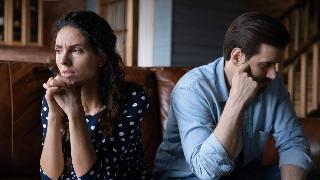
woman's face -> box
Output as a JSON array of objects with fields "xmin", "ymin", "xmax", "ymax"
[{"xmin": 55, "ymin": 26, "xmax": 102, "ymax": 84}]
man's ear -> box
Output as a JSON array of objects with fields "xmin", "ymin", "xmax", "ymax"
[{"xmin": 230, "ymin": 48, "xmax": 246, "ymax": 65}]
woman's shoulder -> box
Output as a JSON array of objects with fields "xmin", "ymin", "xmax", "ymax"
[
  {"xmin": 122, "ymin": 82, "xmax": 148, "ymax": 102},
  {"xmin": 120, "ymin": 83, "xmax": 149, "ymax": 118}
]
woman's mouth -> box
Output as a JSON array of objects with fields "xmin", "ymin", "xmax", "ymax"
[{"xmin": 61, "ymin": 70, "xmax": 75, "ymax": 78}]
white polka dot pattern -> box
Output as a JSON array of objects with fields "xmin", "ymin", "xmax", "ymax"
[{"xmin": 39, "ymin": 90, "xmax": 152, "ymax": 179}]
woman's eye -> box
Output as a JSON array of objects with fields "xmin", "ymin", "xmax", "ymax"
[
  {"xmin": 72, "ymin": 48, "xmax": 83, "ymax": 53},
  {"xmin": 55, "ymin": 48, "xmax": 62, "ymax": 53}
]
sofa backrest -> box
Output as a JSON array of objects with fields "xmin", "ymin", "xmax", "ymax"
[
  {"xmin": 0, "ymin": 61, "xmax": 51, "ymax": 177},
  {"xmin": 123, "ymin": 66, "xmax": 190, "ymax": 169},
  {"xmin": 1, "ymin": 61, "xmax": 319, "ymax": 178},
  {"xmin": 123, "ymin": 66, "xmax": 163, "ymax": 169}
]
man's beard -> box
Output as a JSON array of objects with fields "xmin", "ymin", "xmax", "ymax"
[{"xmin": 256, "ymin": 78, "xmax": 272, "ymax": 94}]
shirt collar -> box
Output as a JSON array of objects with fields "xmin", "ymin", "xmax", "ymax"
[{"xmin": 214, "ymin": 57, "xmax": 229, "ymax": 103}]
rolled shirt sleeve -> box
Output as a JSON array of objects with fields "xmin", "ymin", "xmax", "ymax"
[
  {"xmin": 172, "ymin": 88, "xmax": 234, "ymax": 179},
  {"xmin": 272, "ymin": 81, "xmax": 313, "ymax": 171}
]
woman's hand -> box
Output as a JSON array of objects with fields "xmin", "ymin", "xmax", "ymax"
[
  {"xmin": 53, "ymin": 79, "xmax": 82, "ymax": 117},
  {"xmin": 43, "ymin": 75, "xmax": 79, "ymax": 120}
]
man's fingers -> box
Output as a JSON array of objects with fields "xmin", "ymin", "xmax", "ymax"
[{"xmin": 238, "ymin": 62, "xmax": 250, "ymax": 73}]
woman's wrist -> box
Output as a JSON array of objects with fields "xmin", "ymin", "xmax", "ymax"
[
  {"xmin": 48, "ymin": 113, "xmax": 64, "ymax": 127},
  {"xmin": 66, "ymin": 105, "xmax": 85, "ymax": 123}
]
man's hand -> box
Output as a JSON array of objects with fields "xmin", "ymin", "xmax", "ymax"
[
  {"xmin": 281, "ymin": 165, "xmax": 307, "ymax": 180},
  {"xmin": 229, "ymin": 62, "xmax": 259, "ymax": 106}
]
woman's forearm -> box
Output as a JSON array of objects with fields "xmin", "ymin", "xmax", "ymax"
[
  {"xmin": 68, "ymin": 110, "xmax": 97, "ymax": 176},
  {"xmin": 40, "ymin": 114, "xmax": 64, "ymax": 179}
]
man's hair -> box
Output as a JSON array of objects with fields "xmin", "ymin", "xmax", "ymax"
[{"xmin": 223, "ymin": 11, "xmax": 290, "ymax": 61}]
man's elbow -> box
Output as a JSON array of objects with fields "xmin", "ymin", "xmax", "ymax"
[{"xmin": 189, "ymin": 154, "xmax": 234, "ymax": 179}]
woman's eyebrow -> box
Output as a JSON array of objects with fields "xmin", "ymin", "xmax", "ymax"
[{"xmin": 55, "ymin": 44, "xmax": 83, "ymax": 48}]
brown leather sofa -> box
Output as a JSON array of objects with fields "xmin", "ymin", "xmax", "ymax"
[{"xmin": 0, "ymin": 61, "xmax": 320, "ymax": 179}]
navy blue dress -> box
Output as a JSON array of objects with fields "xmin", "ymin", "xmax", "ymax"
[{"xmin": 40, "ymin": 89, "xmax": 152, "ymax": 180}]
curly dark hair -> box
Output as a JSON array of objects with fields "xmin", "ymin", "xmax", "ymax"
[{"xmin": 53, "ymin": 11, "xmax": 125, "ymax": 135}]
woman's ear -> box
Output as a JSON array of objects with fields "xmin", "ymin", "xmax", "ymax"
[{"xmin": 230, "ymin": 48, "xmax": 246, "ymax": 65}]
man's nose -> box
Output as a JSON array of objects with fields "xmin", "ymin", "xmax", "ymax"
[{"xmin": 266, "ymin": 66, "xmax": 277, "ymax": 80}]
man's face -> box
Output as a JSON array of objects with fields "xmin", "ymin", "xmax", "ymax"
[{"xmin": 246, "ymin": 43, "xmax": 284, "ymax": 87}]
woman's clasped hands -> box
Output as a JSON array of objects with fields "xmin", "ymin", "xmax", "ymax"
[{"xmin": 43, "ymin": 75, "xmax": 81, "ymax": 118}]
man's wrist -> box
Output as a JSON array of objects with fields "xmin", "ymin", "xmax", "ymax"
[
  {"xmin": 225, "ymin": 97, "xmax": 246, "ymax": 114},
  {"xmin": 281, "ymin": 165, "xmax": 307, "ymax": 180}
]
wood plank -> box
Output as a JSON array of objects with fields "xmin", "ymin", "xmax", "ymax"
[
  {"xmin": 303, "ymin": 2, "xmax": 309, "ymax": 42},
  {"xmin": 288, "ymin": 64, "xmax": 295, "ymax": 101},
  {"xmin": 294, "ymin": 9, "xmax": 299, "ymax": 51},
  {"xmin": 312, "ymin": 43, "xmax": 319, "ymax": 109},
  {"xmin": 38, "ymin": 0, "xmax": 43, "ymax": 46},
  {"xmin": 6, "ymin": 0, "xmax": 12, "ymax": 45},
  {"xmin": 22, "ymin": 0, "xmax": 27, "ymax": 45},
  {"xmin": 126, "ymin": 0, "xmax": 133, "ymax": 66},
  {"xmin": 300, "ymin": 54, "xmax": 307, "ymax": 117}
]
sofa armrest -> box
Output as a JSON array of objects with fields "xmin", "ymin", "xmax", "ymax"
[{"xmin": 299, "ymin": 117, "xmax": 320, "ymax": 175}]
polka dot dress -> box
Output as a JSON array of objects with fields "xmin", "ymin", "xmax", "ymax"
[{"xmin": 40, "ymin": 89, "xmax": 152, "ymax": 180}]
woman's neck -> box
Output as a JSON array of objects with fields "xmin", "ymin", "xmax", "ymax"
[{"xmin": 80, "ymin": 77, "xmax": 104, "ymax": 116}]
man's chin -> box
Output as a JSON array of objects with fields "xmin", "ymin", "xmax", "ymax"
[{"xmin": 257, "ymin": 82, "xmax": 269, "ymax": 94}]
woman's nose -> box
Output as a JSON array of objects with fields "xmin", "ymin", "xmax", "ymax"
[{"xmin": 59, "ymin": 53, "xmax": 72, "ymax": 66}]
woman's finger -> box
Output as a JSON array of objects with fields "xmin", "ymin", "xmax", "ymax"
[
  {"xmin": 54, "ymin": 75, "xmax": 74, "ymax": 85},
  {"xmin": 43, "ymin": 83, "xmax": 49, "ymax": 90},
  {"xmin": 47, "ymin": 76, "xmax": 71, "ymax": 88},
  {"xmin": 45, "ymin": 86, "xmax": 65, "ymax": 97}
]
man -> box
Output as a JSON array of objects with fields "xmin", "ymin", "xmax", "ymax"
[{"xmin": 154, "ymin": 12, "xmax": 312, "ymax": 180}]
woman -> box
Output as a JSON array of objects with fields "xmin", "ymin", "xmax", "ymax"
[{"xmin": 40, "ymin": 11, "xmax": 151, "ymax": 180}]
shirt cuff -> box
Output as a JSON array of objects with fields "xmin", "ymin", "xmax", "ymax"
[
  {"xmin": 279, "ymin": 149, "xmax": 313, "ymax": 171},
  {"xmin": 195, "ymin": 133, "xmax": 235, "ymax": 177}
]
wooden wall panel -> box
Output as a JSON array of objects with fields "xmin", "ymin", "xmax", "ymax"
[{"xmin": 0, "ymin": 0, "xmax": 85, "ymax": 63}]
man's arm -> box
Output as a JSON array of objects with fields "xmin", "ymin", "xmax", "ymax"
[
  {"xmin": 281, "ymin": 165, "xmax": 307, "ymax": 180},
  {"xmin": 214, "ymin": 62, "xmax": 258, "ymax": 158},
  {"xmin": 173, "ymin": 63, "xmax": 259, "ymax": 179},
  {"xmin": 272, "ymin": 76, "xmax": 313, "ymax": 175}
]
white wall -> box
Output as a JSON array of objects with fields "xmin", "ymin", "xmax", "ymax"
[
  {"xmin": 153, "ymin": 0, "xmax": 172, "ymax": 66},
  {"xmin": 138, "ymin": 0, "xmax": 173, "ymax": 67},
  {"xmin": 137, "ymin": 0, "xmax": 155, "ymax": 66}
]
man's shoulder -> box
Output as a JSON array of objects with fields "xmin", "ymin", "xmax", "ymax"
[{"xmin": 174, "ymin": 58, "xmax": 223, "ymax": 90}]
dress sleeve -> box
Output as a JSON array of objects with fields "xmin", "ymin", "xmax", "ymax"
[
  {"xmin": 39, "ymin": 97, "xmax": 53, "ymax": 180},
  {"xmin": 117, "ymin": 89, "xmax": 153, "ymax": 179},
  {"xmin": 40, "ymin": 96, "xmax": 49, "ymax": 145},
  {"xmin": 39, "ymin": 97, "xmax": 68, "ymax": 180},
  {"xmin": 77, "ymin": 89, "xmax": 152, "ymax": 180}
]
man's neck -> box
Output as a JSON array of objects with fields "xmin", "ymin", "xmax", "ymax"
[{"xmin": 224, "ymin": 60, "xmax": 235, "ymax": 92}]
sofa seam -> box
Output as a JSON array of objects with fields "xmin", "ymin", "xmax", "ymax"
[{"xmin": 8, "ymin": 62, "xmax": 13, "ymax": 161}]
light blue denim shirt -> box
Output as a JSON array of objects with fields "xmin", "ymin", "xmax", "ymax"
[{"xmin": 154, "ymin": 57, "xmax": 312, "ymax": 179}]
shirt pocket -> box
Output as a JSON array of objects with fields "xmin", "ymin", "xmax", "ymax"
[{"xmin": 253, "ymin": 127, "xmax": 273, "ymax": 155}]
